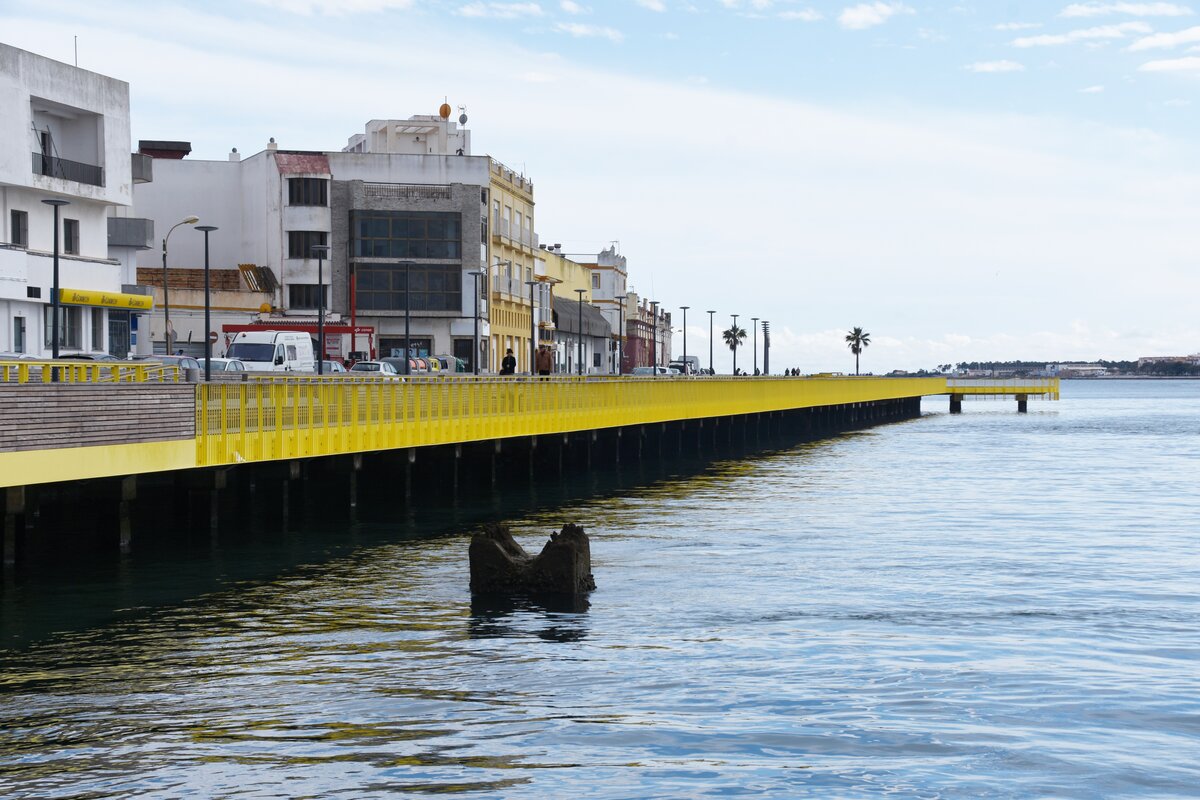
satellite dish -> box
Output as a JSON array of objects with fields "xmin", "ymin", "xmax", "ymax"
[
  {"xmin": 439, "ymin": 103, "xmax": 451, "ymax": 119},
  {"xmin": 459, "ymin": 113, "xmax": 468, "ymax": 125}
]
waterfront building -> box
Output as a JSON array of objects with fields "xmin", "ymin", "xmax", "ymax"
[
  {"xmin": 560, "ymin": 244, "xmax": 629, "ymax": 373},
  {"xmin": 132, "ymin": 109, "xmax": 537, "ymax": 370},
  {"xmin": 0, "ymin": 43, "xmax": 154, "ymax": 358},
  {"xmin": 623, "ymin": 295, "xmax": 672, "ymax": 372}
]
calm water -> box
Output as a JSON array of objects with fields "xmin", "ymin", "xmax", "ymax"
[{"xmin": 2, "ymin": 380, "xmax": 1199, "ymax": 798}]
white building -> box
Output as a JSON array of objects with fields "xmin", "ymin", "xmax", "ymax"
[
  {"xmin": 1, "ymin": 43, "xmax": 152, "ymax": 357},
  {"xmin": 133, "ymin": 115, "xmax": 493, "ymax": 367}
]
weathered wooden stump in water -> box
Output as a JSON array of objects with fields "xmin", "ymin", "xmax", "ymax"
[{"xmin": 469, "ymin": 523, "xmax": 596, "ymax": 596}]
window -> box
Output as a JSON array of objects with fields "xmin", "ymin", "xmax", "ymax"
[
  {"xmin": 43, "ymin": 305, "xmax": 81, "ymax": 349},
  {"xmin": 90, "ymin": 308, "xmax": 104, "ymax": 352},
  {"xmin": 288, "ymin": 178, "xmax": 328, "ymax": 206},
  {"xmin": 594, "ymin": 352, "xmax": 602, "ymax": 368},
  {"xmin": 592, "ymin": 273, "xmax": 600, "ymax": 289},
  {"xmin": 287, "ymin": 231, "xmax": 328, "ymax": 259},
  {"xmin": 288, "ymin": 284, "xmax": 328, "ymax": 309},
  {"xmin": 26, "ymin": 287, "xmax": 40, "ymax": 299},
  {"xmin": 13, "ymin": 317, "xmax": 26, "ymax": 353},
  {"xmin": 350, "ymin": 210, "xmax": 462, "ymax": 260},
  {"xmin": 515, "ymin": 210, "xmax": 522, "ymax": 231},
  {"xmin": 354, "ymin": 263, "xmax": 463, "ymax": 312},
  {"xmin": 10, "ymin": 210, "xmax": 28, "ymax": 247},
  {"xmin": 63, "ymin": 218, "xmax": 80, "ymax": 255}
]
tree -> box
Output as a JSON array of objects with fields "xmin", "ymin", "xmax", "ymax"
[
  {"xmin": 845, "ymin": 326, "xmax": 871, "ymax": 376},
  {"xmin": 722, "ymin": 325, "xmax": 746, "ymax": 374}
]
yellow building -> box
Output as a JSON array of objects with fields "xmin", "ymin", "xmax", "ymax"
[{"xmin": 487, "ymin": 159, "xmax": 537, "ymax": 372}]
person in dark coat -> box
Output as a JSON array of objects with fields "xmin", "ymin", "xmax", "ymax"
[{"xmin": 500, "ymin": 348, "xmax": 517, "ymax": 375}]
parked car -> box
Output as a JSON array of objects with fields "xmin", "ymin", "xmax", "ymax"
[
  {"xmin": 0, "ymin": 352, "xmax": 38, "ymax": 360},
  {"xmin": 379, "ymin": 357, "xmax": 415, "ymax": 375},
  {"xmin": 630, "ymin": 366, "xmax": 676, "ymax": 376},
  {"xmin": 55, "ymin": 351, "xmax": 121, "ymax": 361},
  {"xmin": 201, "ymin": 358, "xmax": 246, "ymax": 372},
  {"xmin": 348, "ymin": 360, "xmax": 404, "ymax": 379},
  {"xmin": 319, "ymin": 360, "xmax": 347, "ymax": 374}
]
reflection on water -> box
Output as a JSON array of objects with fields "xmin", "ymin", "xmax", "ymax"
[{"xmin": 2, "ymin": 380, "xmax": 1200, "ymax": 798}]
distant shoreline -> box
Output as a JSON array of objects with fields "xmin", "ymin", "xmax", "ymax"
[{"xmin": 1066, "ymin": 376, "xmax": 1200, "ymax": 381}]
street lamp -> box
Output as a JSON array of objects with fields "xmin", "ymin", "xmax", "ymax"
[
  {"xmin": 574, "ymin": 288, "xmax": 587, "ymax": 375},
  {"xmin": 679, "ymin": 306, "xmax": 689, "ymax": 374},
  {"xmin": 526, "ymin": 279, "xmax": 540, "ymax": 375},
  {"xmin": 162, "ymin": 215, "xmax": 199, "ymax": 354},
  {"xmin": 731, "ymin": 314, "xmax": 739, "ymax": 376},
  {"xmin": 706, "ymin": 310, "xmax": 715, "ymax": 375},
  {"xmin": 196, "ymin": 225, "xmax": 218, "ymax": 381},
  {"xmin": 40, "ymin": 198, "xmax": 69, "ymax": 369},
  {"xmin": 468, "ymin": 269, "xmax": 485, "ymax": 374},
  {"xmin": 761, "ymin": 320, "xmax": 770, "ymax": 375},
  {"xmin": 649, "ymin": 300, "xmax": 659, "ymax": 374},
  {"xmin": 401, "ymin": 260, "xmax": 414, "ymax": 375},
  {"xmin": 311, "ymin": 243, "xmax": 330, "ymax": 376},
  {"xmin": 751, "ymin": 317, "xmax": 759, "ymax": 376},
  {"xmin": 615, "ymin": 296, "xmax": 626, "ymax": 375}
]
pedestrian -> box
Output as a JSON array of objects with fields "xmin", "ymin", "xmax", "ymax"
[
  {"xmin": 500, "ymin": 348, "xmax": 517, "ymax": 375},
  {"xmin": 535, "ymin": 345, "xmax": 553, "ymax": 377}
]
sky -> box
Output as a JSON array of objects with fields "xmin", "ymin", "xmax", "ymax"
[{"xmin": 3, "ymin": 0, "xmax": 1199, "ymax": 373}]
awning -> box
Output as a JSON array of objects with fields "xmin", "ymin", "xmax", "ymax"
[{"xmin": 59, "ymin": 288, "xmax": 154, "ymax": 311}]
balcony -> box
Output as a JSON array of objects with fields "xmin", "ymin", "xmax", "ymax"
[
  {"xmin": 32, "ymin": 153, "xmax": 103, "ymax": 187},
  {"xmin": 131, "ymin": 152, "xmax": 153, "ymax": 184},
  {"xmin": 108, "ymin": 217, "xmax": 155, "ymax": 250}
]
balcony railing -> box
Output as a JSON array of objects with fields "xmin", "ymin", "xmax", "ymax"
[{"xmin": 32, "ymin": 153, "xmax": 104, "ymax": 187}]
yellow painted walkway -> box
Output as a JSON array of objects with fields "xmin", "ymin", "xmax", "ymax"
[{"xmin": 0, "ymin": 375, "xmax": 1058, "ymax": 488}]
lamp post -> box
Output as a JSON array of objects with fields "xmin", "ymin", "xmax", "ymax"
[
  {"xmin": 40, "ymin": 199, "xmax": 69, "ymax": 369},
  {"xmin": 468, "ymin": 269, "xmax": 485, "ymax": 374},
  {"xmin": 311, "ymin": 244, "xmax": 330, "ymax": 376},
  {"xmin": 679, "ymin": 306, "xmax": 689, "ymax": 374},
  {"xmin": 751, "ymin": 317, "xmax": 759, "ymax": 376},
  {"xmin": 196, "ymin": 225, "xmax": 218, "ymax": 381},
  {"xmin": 526, "ymin": 279, "xmax": 540, "ymax": 375},
  {"xmin": 706, "ymin": 310, "xmax": 715, "ymax": 375},
  {"xmin": 574, "ymin": 288, "xmax": 587, "ymax": 375},
  {"xmin": 162, "ymin": 215, "xmax": 199, "ymax": 354},
  {"xmin": 731, "ymin": 314, "xmax": 739, "ymax": 376},
  {"xmin": 401, "ymin": 260, "xmax": 414, "ymax": 375},
  {"xmin": 649, "ymin": 300, "xmax": 659, "ymax": 374},
  {"xmin": 761, "ymin": 320, "xmax": 770, "ymax": 375},
  {"xmin": 615, "ymin": 296, "xmax": 626, "ymax": 375}
]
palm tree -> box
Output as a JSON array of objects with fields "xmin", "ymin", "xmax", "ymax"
[
  {"xmin": 845, "ymin": 326, "xmax": 871, "ymax": 376},
  {"xmin": 722, "ymin": 325, "xmax": 746, "ymax": 374}
]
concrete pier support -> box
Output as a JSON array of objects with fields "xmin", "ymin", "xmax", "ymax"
[
  {"xmin": 118, "ymin": 476, "xmax": 137, "ymax": 554},
  {"xmin": 950, "ymin": 394, "xmax": 963, "ymax": 414},
  {"xmin": 4, "ymin": 486, "xmax": 25, "ymax": 569},
  {"xmin": 1017, "ymin": 394, "xmax": 1028, "ymax": 413}
]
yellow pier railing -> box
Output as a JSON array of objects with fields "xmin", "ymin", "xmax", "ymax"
[
  {"xmin": 0, "ymin": 360, "xmax": 181, "ymax": 384},
  {"xmin": 0, "ymin": 373, "xmax": 1058, "ymax": 488}
]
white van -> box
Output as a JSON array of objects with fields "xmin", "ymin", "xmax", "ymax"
[{"xmin": 225, "ymin": 330, "xmax": 315, "ymax": 373}]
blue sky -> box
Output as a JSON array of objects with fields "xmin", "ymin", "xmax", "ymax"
[{"xmin": 4, "ymin": 0, "xmax": 1199, "ymax": 372}]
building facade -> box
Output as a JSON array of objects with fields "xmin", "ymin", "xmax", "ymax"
[{"xmin": 1, "ymin": 43, "xmax": 152, "ymax": 358}]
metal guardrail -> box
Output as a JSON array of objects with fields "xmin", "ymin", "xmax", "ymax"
[
  {"xmin": 195, "ymin": 375, "xmax": 953, "ymax": 467},
  {"xmin": 0, "ymin": 360, "xmax": 182, "ymax": 384},
  {"xmin": 32, "ymin": 152, "xmax": 104, "ymax": 187},
  {"xmin": 946, "ymin": 378, "xmax": 1059, "ymax": 399}
]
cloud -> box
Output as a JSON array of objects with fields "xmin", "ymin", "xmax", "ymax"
[
  {"xmin": 1080, "ymin": 83, "xmax": 1106, "ymax": 91},
  {"xmin": 838, "ymin": 2, "xmax": 914, "ymax": 30},
  {"xmin": 248, "ymin": 0, "xmax": 413, "ymax": 12},
  {"xmin": 1012, "ymin": 21, "xmax": 1151, "ymax": 46},
  {"xmin": 635, "ymin": 0, "xmax": 667, "ymax": 10},
  {"xmin": 964, "ymin": 60, "xmax": 1026, "ymax": 72},
  {"xmin": 994, "ymin": 22, "xmax": 1042, "ymax": 30},
  {"xmin": 1139, "ymin": 53, "xmax": 1200, "ymax": 66},
  {"xmin": 554, "ymin": 21, "xmax": 624, "ymax": 41},
  {"xmin": 780, "ymin": 8, "xmax": 823, "ymax": 21},
  {"xmin": 560, "ymin": 0, "xmax": 588, "ymax": 12},
  {"xmin": 456, "ymin": 2, "xmax": 543, "ymax": 17},
  {"xmin": 1059, "ymin": 2, "xmax": 1193, "ymax": 17},
  {"xmin": 1127, "ymin": 24, "xmax": 1200, "ymax": 48}
]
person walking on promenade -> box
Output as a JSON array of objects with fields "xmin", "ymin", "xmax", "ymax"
[
  {"xmin": 500, "ymin": 348, "xmax": 517, "ymax": 375},
  {"xmin": 535, "ymin": 345, "xmax": 553, "ymax": 377}
]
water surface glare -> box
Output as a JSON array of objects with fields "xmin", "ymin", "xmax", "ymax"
[{"xmin": 2, "ymin": 380, "xmax": 1199, "ymax": 798}]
